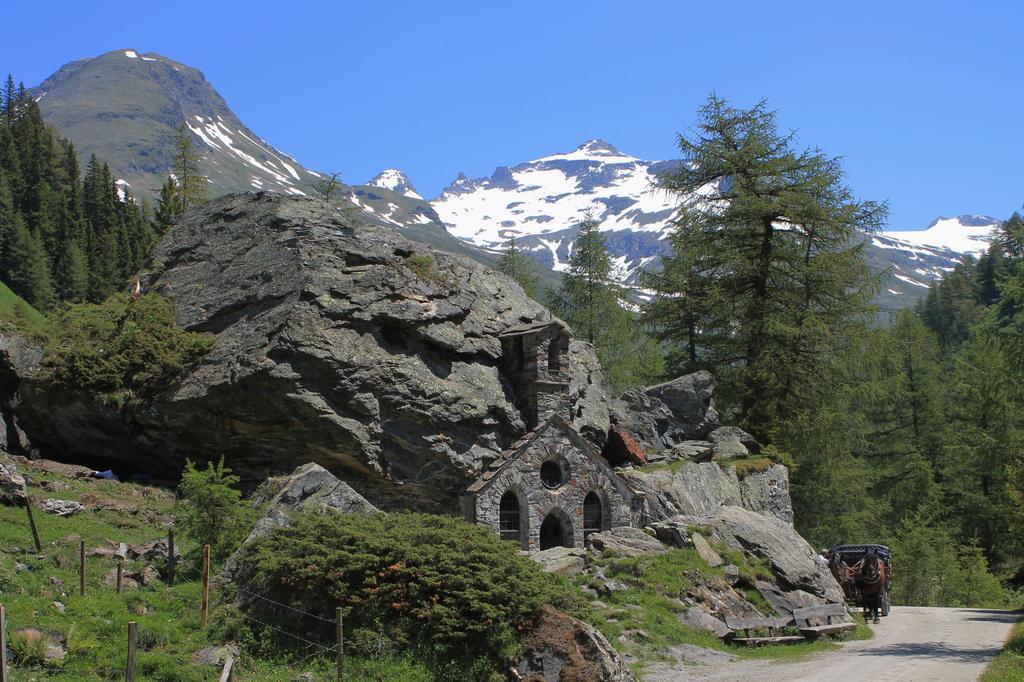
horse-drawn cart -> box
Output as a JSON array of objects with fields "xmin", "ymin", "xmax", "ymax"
[{"xmin": 828, "ymin": 544, "xmax": 892, "ymax": 621}]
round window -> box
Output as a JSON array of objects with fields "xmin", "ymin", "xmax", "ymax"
[{"xmin": 540, "ymin": 460, "xmax": 565, "ymax": 489}]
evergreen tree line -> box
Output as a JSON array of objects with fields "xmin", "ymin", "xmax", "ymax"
[
  {"xmin": 500, "ymin": 95, "xmax": 1022, "ymax": 605},
  {"xmin": 0, "ymin": 76, "xmax": 205, "ymax": 311}
]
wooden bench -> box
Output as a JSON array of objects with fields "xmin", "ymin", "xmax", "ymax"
[
  {"xmin": 792, "ymin": 604, "xmax": 857, "ymax": 638},
  {"xmin": 723, "ymin": 615, "xmax": 804, "ymax": 646}
]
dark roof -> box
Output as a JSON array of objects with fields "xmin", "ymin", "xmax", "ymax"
[
  {"xmin": 464, "ymin": 416, "xmax": 624, "ymax": 498},
  {"xmin": 498, "ymin": 319, "xmax": 569, "ymax": 338}
]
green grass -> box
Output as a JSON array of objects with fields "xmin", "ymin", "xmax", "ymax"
[
  {"xmin": 981, "ymin": 616, "xmax": 1024, "ymax": 681},
  {"xmin": 0, "ymin": 468, "xmax": 435, "ymax": 681},
  {"xmin": 0, "ymin": 281, "xmax": 48, "ymax": 339}
]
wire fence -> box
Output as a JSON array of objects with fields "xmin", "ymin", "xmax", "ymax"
[{"xmin": 0, "ymin": 546, "xmax": 346, "ymax": 681}]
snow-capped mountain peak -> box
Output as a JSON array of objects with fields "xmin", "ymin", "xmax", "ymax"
[
  {"xmin": 367, "ymin": 169, "xmax": 423, "ymax": 200},
  {"xmin": 884, "ymin": 214, "xmax": 1000, "ymax": 255}
]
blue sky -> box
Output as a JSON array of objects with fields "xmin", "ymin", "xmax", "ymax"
[{"xmin": 3, "ymin": 0, "xmax": 1022, "ymax": 229}]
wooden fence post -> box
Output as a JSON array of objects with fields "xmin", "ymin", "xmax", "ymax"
[
  {"xmin": 1, "ymin": 603, "xmax": 9, "ymax": 682},
  {"xmin": 336, "ymin": 606, "xmax": 344, "ymax": 682},
  {"xmin": 201, "ymin": 544, "xmax": 210, "ymax": 627},
  {"xmin": 219, "ymin": 654, "xmax": 235, "ymax": 682},
  {"xmin": 126, "ymin": 621, "xmax": 138, "ymax": 682},
  {"xmin": 116, "ymin": 557, "xmax": 124, "ymax": 594},
  {"xmin": 22, "ymin": 482, "xmax": 41, "ymax": 552},
  {"xmin": 79, "ymin": 540, "xmax": 86, "ymax": 596},
  {"xmin": 166, "ymin": 528, "xmax": 175, "ymax": 586}
]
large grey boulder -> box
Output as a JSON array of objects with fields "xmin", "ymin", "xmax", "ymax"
[
  {"xmin": 517, "ymin": 605, "xmax": 637, "ymax": 682},
  {"xmin": 620, "ymin": 461, "xmax": 742, "ymax": 521},
  {"xmin": 18, "ymin": 193, "xmax": 610, "ymax": 509},
  {"xmin": 609, "ymin": 371, "xmax": 719, "ymax": 451},
  {"xmin": 622, "ymin": 461, "xmax": 794, "ymax": 525},
  {"xmin": 245, "ymin": 462, "xmax": 378, "ymax": 544},
  {"xmin": 657, "ymin": 506, "xmax": 844, "ymax": 603},
  {"xmin": 530, "ymin": 546, "xmax": 588, "ymax": 576},
  {"xmin": 739, "ymin": 463, "xmax": 793, "ymax": 524},
  {"xmin": 587, "ymin": 526, "xmax": 666, "ymax": 558}
]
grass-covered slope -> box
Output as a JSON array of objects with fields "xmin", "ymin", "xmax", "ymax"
[{"xmin": 0, "ymin": 282, "xmax": 47, "ymax": 338}]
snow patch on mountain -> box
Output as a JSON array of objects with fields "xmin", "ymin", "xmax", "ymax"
[
  {"xmin": 883, "ymin": 215, "xmax": 1000, "ymax": 255},
  {"xmin": 368, "ymin": 169, "xmax": 423, "ymax": 200},
  {"xmin": 429, "ymin": 140, "xmax": 688, "ymax": 282}
]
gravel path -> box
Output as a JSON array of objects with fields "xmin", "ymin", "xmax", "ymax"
[{"xmin": 643, "ymin": 607, "xmax": 1020, "ymax": 681}]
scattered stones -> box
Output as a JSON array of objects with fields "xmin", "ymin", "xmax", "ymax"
[
  {"xmin": 192, "ymin": 643, "xmax": 240, "ymax": 667},
  {"xmin": 530, "ymin": 546, "xmax": 587, "ymax": 577},
  {"xmin": 42, "ymin": 480, "xmax": 71, "ymax": 492},
  {"xmin": 598, "ymin": 579, "xmax": 631, "ymax": 596},
  {"xmin": 679, "ymin": 605, "xmax": 733, "ymax": 639},
  {"xmin": 587, "ymin": 526, "xmax": 666, "ymax": 558},
  {"xmin": 0, "ymin": 452, "xmax": 26, "ymax": 505},
  {"xmin": 666, "ymin": 506, "xmax": 845, "ymax": 603},
  {"xmin": 40, "ymin": 498, "xmax": 84, "ymax": 516},
  {"xmin": 723, "ymin": 564, "xmax": 741, "ymax": 585},
  {"xmin": 692, "ymin": 532, "xmax": 724, "ymax": 568},
  {"xmin": 10, "ymin": 627, "xmax": 67, "ymax": 661},
  {"xmin": 51, "ymin": 601, "xmax": 66, "ymax": 614}
]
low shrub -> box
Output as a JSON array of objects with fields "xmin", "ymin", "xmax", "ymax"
[
  {"xmin": 233, "ymin": 511, "xmax": 576, "ymax": 677},
  {"xmin": 42, "ymin": 293, "xmax": 213, "ymax": 405},
  {"xmin": 175, "ymin": 457, "xmax": 253, "ymax": 562},
  {"xmin": 403, "ymin": 253, "xmax": 446, "ymax": 283}
]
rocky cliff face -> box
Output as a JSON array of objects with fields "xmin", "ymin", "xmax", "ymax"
[
  {"xmin": 17, "ymin": 193, "xmax": 609, "ymax": 510},
  {"xmin": 0, "ymin": 332, "xmax": 42, "ymax": 458}
]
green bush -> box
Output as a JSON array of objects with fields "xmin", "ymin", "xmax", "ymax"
[
  {"xmin": 234, "ymin": 511, "xmax": 576, "ymax": 676},
  {"xmin": 403, "ymin": 253, "xmax": 446, "ymax": 283},
  {"xmin": 42, "ymin": 293, "xmax": 213, "ymax": 405},
  {"xmin": 175, "ymin": 457, "xmax": 253, "ymax": 562}
]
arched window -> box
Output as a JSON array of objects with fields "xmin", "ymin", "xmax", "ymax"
[
  {"xmin": 499, "ymin": 491, "xmax": 521, "ymax": 543},
  {"xmin": 583, "ymin": 492, "xmax": 603, "ymax": 543}
]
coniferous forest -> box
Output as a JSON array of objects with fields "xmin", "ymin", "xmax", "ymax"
[
  {"xmin": 0, "ymin": 77, "xmax": 158, "ymax": 310},
  {"xmin": 528, "ymin": 97, "xmax": 1024, "ymax": 606}
]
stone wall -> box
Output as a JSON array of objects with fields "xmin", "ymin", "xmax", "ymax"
[{"xmin": 470, "ymin": 423, "xmax": 634, "ymax": 551}]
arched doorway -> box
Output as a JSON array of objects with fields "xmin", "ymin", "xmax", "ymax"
[
  {"xmin": 539, "ymin": 512, "xmax": 570, "ymax": 550},
  {"xmin": 583, "ymin": 492, "xmax": 603, "ymax": 544},
  {"xmin": 499, "ymin": 491, "xmax": 522, "ymax": 545}
]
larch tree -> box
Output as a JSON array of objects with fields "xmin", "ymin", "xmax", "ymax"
[
  {"xmin": 548, "ymin": 214, "xmax": 663, "ymax": 393},
  {"xmin": 649, "ymin": 95, "xmax": 886, "ymax": 439},
  {"xmin": 497, "ymin": 236, "xmax": 541, "ymax": 300}
]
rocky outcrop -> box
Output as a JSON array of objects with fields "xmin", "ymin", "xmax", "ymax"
[
  {"xmin": 609, "ymin": 371, "xmax": 718, "ymax": 451},
  {"xmin": 0, "ymin": 332, "xmax": 42, "ymax": 457},
  {"xmin": 620, "ymin": 460, "xmax": 794, "ymax": 525},
  {"xmin": 738, "ymin": 463, "xmax": 793, "ymax": 523},
  {"xmin": 17, "ymin": 193, "xmax": 610, "ymax": 509},
  {"xmin": 245, "ymin": 462, "xmax": 378, "ymax": 544},
  {"xmin": 517, "ymin": 605, "xmax": 637, "ymax": 682},
  {"xmin": 651, "ymin": 506, "xmax": 844, "ymax": 604}
]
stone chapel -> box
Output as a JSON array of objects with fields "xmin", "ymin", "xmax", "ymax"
[{"xmin": 461, "ymin": 320, "xmax": 638, "ymax": 551}]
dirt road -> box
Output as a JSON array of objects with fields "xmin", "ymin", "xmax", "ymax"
[{"xmin": 650, "ymin": 607, "xmax": 1020, "ymax": 681}]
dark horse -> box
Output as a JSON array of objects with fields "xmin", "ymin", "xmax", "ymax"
[
  {"xmin": 857, "ymin": 550, "xmax": 887, "ymax": 623},
  {"xmin": 829, "ymin": 553, "xmax": 860, "ymax": 603}
]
